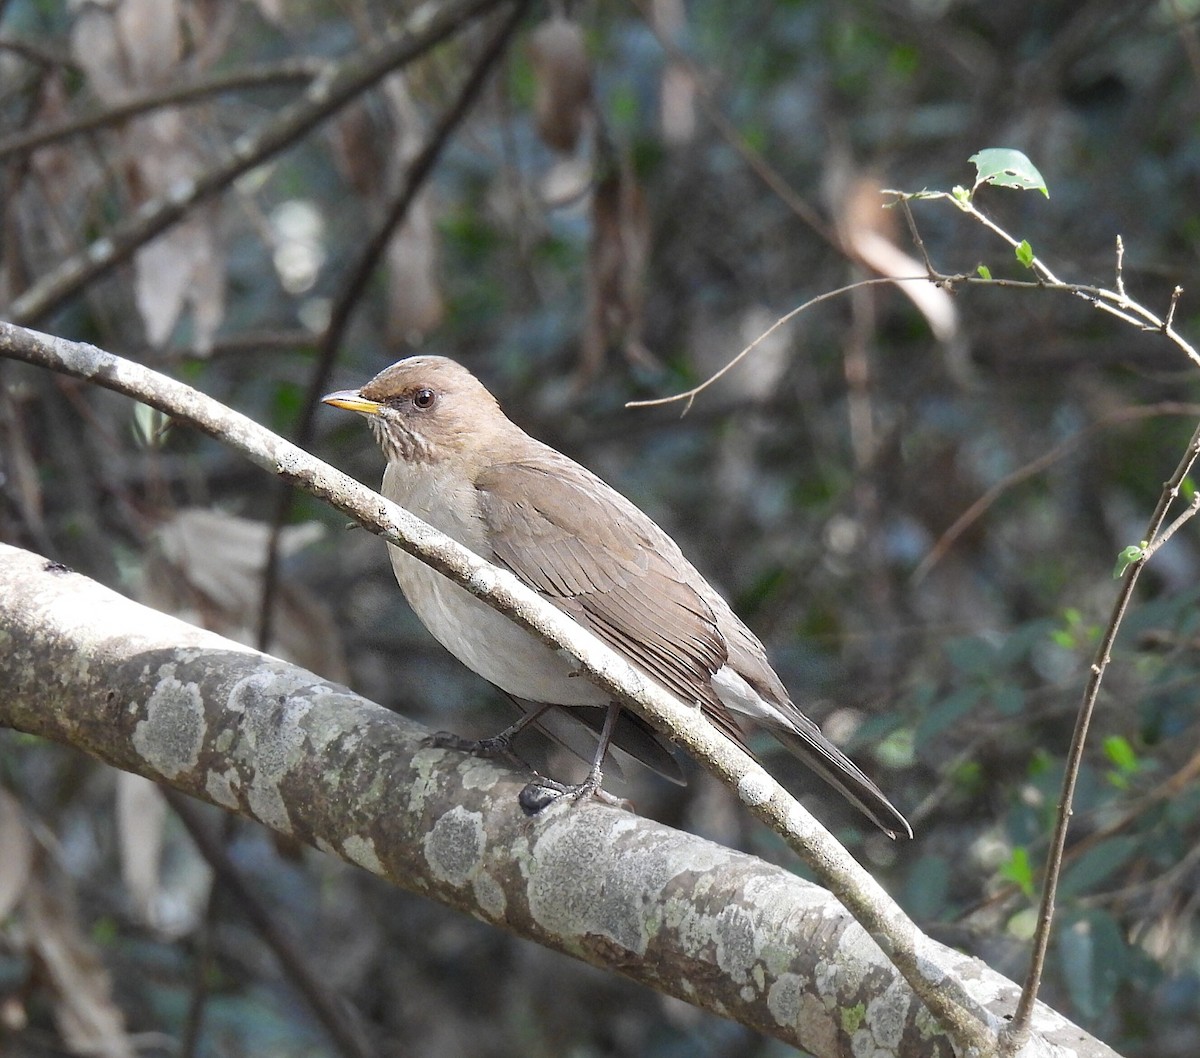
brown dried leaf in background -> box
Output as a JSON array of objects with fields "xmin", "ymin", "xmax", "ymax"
[
  {"xmin": 24, "ymin": 862, "xmax": 136, "ymax": 1058},
  {"xmin": 653, "ymin": 0, "xmax": 695, "ymax": 144},
  {"xmin": 529, "ymin": 16, "xmax": 593, "ymax": 154},
  {"xmin": 837, "ymin": 176, "xmax": 960, "ymax": 347},
  {"xmin": 128, "ymin": 112, "xmax": 227, "ymax": 351},
  {"xmin": 582, "ymin": 163, "xmax": 651, "ymax": 375},
  {"xmin": 329, "ymin": 99, "xmax": 385, "ymax": 198},
  {"xmin": 0, "ymin": 789, "xmax": 33, "ymax": 922},
  {"xmin": 138, "ymin": 509, "xmax": 348, "ymax": 683},
  {"xmin": 114, "ymin": 0, "xmax": 182, "ymax": 89},
  {"xmin": 380, "ymin": 74, "xmax": 444, "ymax": 344},
  {"xmin": 115, "ymin": 772, "xmax": 166, "ymax": 927},
  {"xmin": 67, "ymin": 1, "xmax": 225, "ymax": 350},
  {"xmin": 69, "ymin": 2, "xmax": 130, "ymax": 103},
  {"xmin": 385, "ymin": 200, "xmax": 444, "ymax": 345}
]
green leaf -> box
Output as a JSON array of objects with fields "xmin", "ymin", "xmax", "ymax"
[
  {"xmin": 1113, "ymin": 543, "xmax": 1145, "ymax": 579},
  {"xmin": 976, "ymin": 264, "xmax": 992, "ymax": 280},
  {"xmin": 1015, "ymin": 240, "xmax": 1035, "ymax": 268},
  {"xmin": 968, "ymin": 148, "xmax": 1050, "ymax": 198},
  {"xmin": 1000, "ymin": 846, "xmax": 1035, "ymax": 898},
  {"xmin": 1103, "ymin": 735, "xmax": 1139, "ymax": 774}
]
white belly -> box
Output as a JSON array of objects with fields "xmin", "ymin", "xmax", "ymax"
[
  {"xmin": 388, "ymin": 546, "xmax": 608, "ymax": 705},
  {"xmin": 382, "ymin": 461, "xmax": 609, "ymax": 707}
]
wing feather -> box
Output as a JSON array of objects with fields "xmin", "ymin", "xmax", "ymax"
[{"xmin": 476, "ymin": 455, "xmax": 749, "ymax": 750}]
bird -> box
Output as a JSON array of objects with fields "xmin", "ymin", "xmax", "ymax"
[{"xmin": 323, "ymin": 356, "xmax": 911, "ymax": 838}]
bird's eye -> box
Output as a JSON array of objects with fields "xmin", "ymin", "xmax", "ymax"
[{"xmin": 411, "ymin": 387, "xmax": 437, "ymax": 410}]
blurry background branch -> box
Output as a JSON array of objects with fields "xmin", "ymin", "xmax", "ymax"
[{"xmin": 4, "ymin": 0, "xmax": 511, "ymax": 326}]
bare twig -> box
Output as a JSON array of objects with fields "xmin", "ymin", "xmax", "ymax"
[
  {"xmin": 625, "ymin": 277, "xmax": 915, "ymax": 413},
  {"xmin": 912, "ymin": 402, "xmax": 1200, "ymax": 583},
  {"xmin": 885, "ymin": 189, "xmax": 1200, "ymax": 369},
  {"xmin": 1003, "ymin": 420, "xmax": 1200, "ymax": 1050},
  {"xmin": 625, "ymin": 0, "xmax": 833, "ymax": 244}
]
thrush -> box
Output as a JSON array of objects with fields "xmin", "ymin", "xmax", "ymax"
[{"xmin": 323, "ymin": 356, "xmax": 911, "ymax": 838}]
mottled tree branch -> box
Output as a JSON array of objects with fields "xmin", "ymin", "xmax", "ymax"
[{"xmin": 0, "ymin": 543, "xmax": 1118, "ymax": 1058}]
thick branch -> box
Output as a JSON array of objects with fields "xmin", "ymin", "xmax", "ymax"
[{"xmin": 0, "ymin": 543, "xmax": 1119, "ymax": 1058}]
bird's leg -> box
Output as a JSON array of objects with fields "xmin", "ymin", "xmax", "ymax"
[
  {"xmin": 422, "ymin": 703, "xmax": 552, "ymax": 767},
  {"xmin": 519, "ymin": 702, "xmax": 631, "ymax": 813}
]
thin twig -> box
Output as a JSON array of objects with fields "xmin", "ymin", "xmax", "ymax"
[
  {"xmin": 1003, "ymin": 420, "xmax": 1200, "ymax": 1049},
  {"xmin": 912, "ymin": 402, "xmax": 1200, "ymax": 583},
  {"xmin": 886, "ymin": 189, "xmax": 1200, "ymax": 369},
  {"xmin": 624, "ymin": 0, "xmax": 833, "ymax": 244},
  {"xmin": 625, "ymin": 277, "xmax": 915, "ymax": 412}
]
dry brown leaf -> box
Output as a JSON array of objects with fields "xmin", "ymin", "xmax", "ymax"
[
  {"xmin": 838, "ymin": 177, "xmax": 960, "ymax": 346},
  {"xmin": 114, "ymin": 0, "xmax": 182, "ymax": 88},
  {"xmin": 582, "ymin": 164, "xmax": 652, "ymax": 375},
  {"xmin": 379, "ymin": 74, "xmax": 444, "ymax": 343},
  {"xmin": 24, "ymin": 863, "xmax": 136, "ymax": 1058},
  {"xmin": 115, "ymin": 772, "xmax": 166, "ymax": 927},
  {"xmin": 0, "ymin": 789, "xmax": 34, "ymax": 922},
  {"xmin": 529, "ymin": 16, "xmax": 593, "ymax": 153},
  {"xmin": 69, "ymin": 2, "xmax": 130, "ymax": 103},
  {"xmin": 329, "ymin": 100, "xmax": 384, "ymax": 198},
  {"xmin": 385, "ymin": 200, "xmax": 444, "ymax": 344},
  {"xmin": 139, "ymin": 509, "xmax": 349, "ymax": 683},
  {"xmin": 127, "ymin": 112, "xmax": 226, "ymax": 349},
  {"xmin": 653, "ymin": 0, "xmax": 695, "ymax": 144}
]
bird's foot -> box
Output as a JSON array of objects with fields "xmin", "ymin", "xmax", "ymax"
[
  {"xmin": 422, "ymin": 730, "xmax": 529, "ymax": 769},
  {"xmin": 518, "ymin": 772, "xmax": 632, "ymax": 815}
]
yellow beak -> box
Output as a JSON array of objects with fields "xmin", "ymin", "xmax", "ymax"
[{"xmin": 321, "ymin": 390, "xmax": 383, "ymax": 415}]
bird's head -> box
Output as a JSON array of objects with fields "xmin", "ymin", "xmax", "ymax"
[{"xmin": 323, "ymin": 355, "xmax": 508, "ymax": 466}]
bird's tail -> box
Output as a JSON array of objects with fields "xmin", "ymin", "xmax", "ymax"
[{"xmin": 766, "ymin": 722, "xmax": 912, "ymax": 839}]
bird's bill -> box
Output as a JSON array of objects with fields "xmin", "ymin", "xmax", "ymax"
[{"xmin": 321, "ymin": 390, "xmax": 382, "ymax": 415}]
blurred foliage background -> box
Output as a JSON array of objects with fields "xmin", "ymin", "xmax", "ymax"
[{"xmin": 2, "ymin": 0, "xmax": 1200, "ymax": 1055}]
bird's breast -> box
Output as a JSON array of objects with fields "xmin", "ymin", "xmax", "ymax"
[{"xmin": 381, "ymin": 461, "xmax": 609, "ymax": 706}]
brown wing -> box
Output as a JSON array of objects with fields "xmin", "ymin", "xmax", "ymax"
[{"xmin": 475, "ymin": 454, "xmax": 750, "ymax": 751}]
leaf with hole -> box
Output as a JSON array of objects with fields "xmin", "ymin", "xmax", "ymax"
[{"xmin": 968, "ymin": 148, "xmax": 1049, "ymax": 198}]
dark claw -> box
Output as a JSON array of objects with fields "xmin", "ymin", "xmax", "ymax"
[
  {"xmin": 422, "ymin": 730, "xmax": 513, "ymax": 756},
  {"xmin": 518, "ymin": 774, "xmax": 632, "ymax": 815}
]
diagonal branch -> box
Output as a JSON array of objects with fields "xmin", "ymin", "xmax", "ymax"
[{"xmin": 0, "ymin": 58, "xmax": 327, "ymax": 162}]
